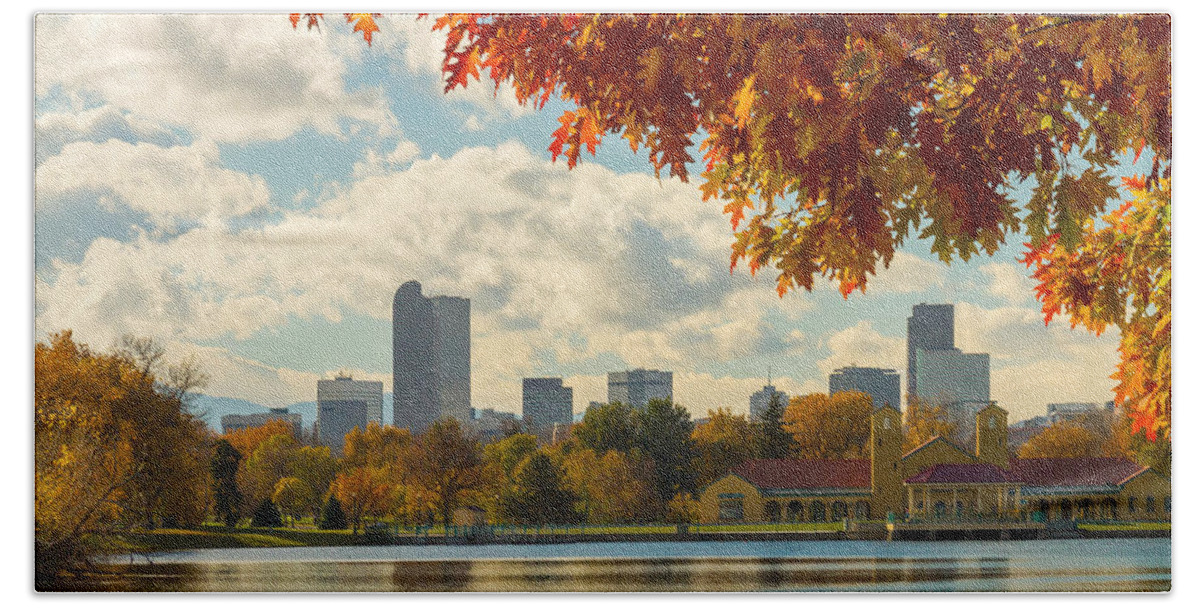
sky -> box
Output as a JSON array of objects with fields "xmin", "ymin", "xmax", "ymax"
[{"xmin": 32, "ymin": 13, "xmax": 1153, "ymax": 424}]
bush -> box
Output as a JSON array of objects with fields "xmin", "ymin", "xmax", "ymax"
[
  {"xmin": 319, "ymin": 496, "xmax": 348, "ymax": 530},
  {"xmin": 250, "ymin": 498, "xmax": 283, "ymax": 528}
]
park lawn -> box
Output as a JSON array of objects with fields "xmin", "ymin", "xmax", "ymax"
[
  {"xmin": 110, "ymin": 527, "xmax": 360, "ymax": 553},
  {"xmin": 1078, "ymin": 522, "xmax": 1171, "ymax": 532},
  {"xmin": 692, "ymin": 523, "xmax": 844, "ymax": 533}
]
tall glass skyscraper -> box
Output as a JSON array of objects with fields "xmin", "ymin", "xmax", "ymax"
[
  {"xmin": 392, "ymin": 280, "xmax": 470, "ymax": 433},
  {"xmin": 906, "ymin": 303, "xmax": 955, "ymax": 407}
]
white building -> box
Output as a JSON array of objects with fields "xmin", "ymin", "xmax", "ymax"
[
  {"xmin": 914, "ymin": 348, "xmax": 990, "ymax": 444},
  {"xmin": 317, "ymin": 374, "xmax": 383, "ymax": 455}
]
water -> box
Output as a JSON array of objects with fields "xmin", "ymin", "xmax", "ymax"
[{"xmin": 63, "ymin": 538, "xmax": 1168, "ymax": 592}]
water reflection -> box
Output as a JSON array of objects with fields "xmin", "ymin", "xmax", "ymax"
[{"xmin": 50, "ymin": 539, "xmax": 1170, "ymax": 592}]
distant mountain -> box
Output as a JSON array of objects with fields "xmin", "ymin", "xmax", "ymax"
[{"xmin": 190, "ymin": 393, "xmax": 394, "ymax": 433}]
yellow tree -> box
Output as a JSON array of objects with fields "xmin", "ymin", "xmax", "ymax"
[
  {"xmin": 902, "ymin": 397, "xmax": 959, "ymax": 452},
  {"xmin": 691, "ymin": 408, "xmax": 756, "ymax": 487},
  {"xmin": 783, "ymin": 392, "xmax": 873, "ymax": 459},
  {"xmin": 330, "ymin": 467, "xmax": 392, "ymax": 534},
  {"xmin": 288, "ymin": 445, "xmax": 340, "ymax": 519},
  {"xmin": 272, "ymin": 477, "xmax": 314, "ymax": 528},
  {"xmin": 563, "ymin": 448, "xmax": 657, "ymax": 524},
  {"xmin": 1017, "ymin": 422, "xmax": 1119, "ymax": 459},
  {"xmin": 405, "ymin": 418, "xmax": 483, "ymax": 528}
]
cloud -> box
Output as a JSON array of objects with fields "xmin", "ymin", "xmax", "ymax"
[
  {"xmin": 36, "ymin": 139, "xmax": 271, "ymax": 230},
  {"xmin": 35, "ymin": 140, "xmax": 797, "ymax": 405},
  {"xmin": 35, "ymin": 105, "xmax": 185, "ymax": 164},
  {"xmin": 979, "ymin": 262, "xmax": 1036, "ymax": 305},
  {"xmin": 816, "ymin": 320, "xmax": 907, "ymax": 380},
  {"xmin": 868, "ymin": 251, "xmax": 948, "ymax": 293},
  {"xmin": 35, "ymin": 14, "xmax": 395, "ymax": 143}
]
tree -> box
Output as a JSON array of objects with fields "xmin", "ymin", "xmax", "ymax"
[
  {"xmin": 330, "ymin": 466, "xmax": 392, "ymax": 534},
  {"xmin": 562, "ymin": 448, "xmax": 657, "ymax": 524},
  {"xmin": 635, "ymin": 398, "xmax": 697, "ymax": 503},
  {"xmin": 665, "ymin": 493, "xmax": 701, "ymax": 524},
  {"xmin": 406, "ymin": 418, "xmax": 483, "ymax": 528},
  {"xmin": 318, "ymin": 496, "xmax": 348, "ymax": 530},
  {"xmin": 287, "ymin": 445, "xmax": 339, "ymax": 519},
  {"xmin": 222, "ymin": 419, "xmax": 295, "ymax": 463},
  {"xmin": 482, "ymin": 433, "xmax": 540, "ymax": 480},
  {"xmin": 1017, "ymin": 422, "xmax": 1118, "ymax": 459},
  {"xmin": 903, "ymin": 397, "xmax": 959, "ymax": 453},
  {"xmin": 250, "ymin": 498, "xmax": 283, "ymax": 528},
  {"xmin": 756, "ymin": 391, "xmax": 793, "ymax": 459},
  {"xmin": 496, "ymin": 452, "xmax": 579, "ymax": 525},
  {"xmin": 301, "ymin": 13, "xmax": 1171, "ymax": 439},
  {"xmin": 211, "ymin": 439, "xmax": 244, "ymax": 527},
  {"xmin": 692, "ymin": 408, "xmax": 756, "ymax": 487},
  {"xmin": 784, "ymin": 392, "xmax": 873, "ymax": 459},
  {"xmin": 272, "ymin": 477, "xmax": 314, "ymax": 528},
  {"xmin": 35, "ymin": 331, "xmax": 211, "ymax": 584},
  {"xmin": 572, "ymin": 402, "xmax": 638, "ymax": 454},
  {"xmin": 243, "ymin": 433, "xmax": 302, "ymax": 507},
  {"xmin": 342, "ymin": 422, "xmax": 414, "ymax": 473}
]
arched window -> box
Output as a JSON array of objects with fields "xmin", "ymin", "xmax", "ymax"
[
  {"xmin": 764, "ymin": 501, "xmax": 782, "ymax": 522},
  {"xmin": 1146, "ymin": 496, "xmax": 1156, "ymax": 513},
  {"xmin": 1128, "ymin": 496, "xmax": 1138, "ymax": 515},
  {"xmin": 786, "ymin": 501, "xmax": 803, "ymax": 522},
  {"xmin": 831, "ymin": 501, "xmax": 848, "ymax": 520},
  {"xmin": 810, "ymin": 501, "xmax": 827, "ymax": 523}
]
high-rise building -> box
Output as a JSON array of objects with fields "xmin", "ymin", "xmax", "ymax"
[
  {"xmin": 906, "ymin": 303, "xmax": 955, "ymax": 407},
  {"xmin": 607, "ymin": 369, "xmax": 673, "ymax": 408},
  {"xmin": 913, "ymin": 348, "xmax": 990, "ymax": 443},
  {"xmin": 829, "ymin": 366, "xmax": 901, "ymax": 409},
  {"xmin": 749, "ymin": 385, "xmax": 788, "ymax": 420},
  {"xmin": 317, "ymin": 374, "xmax": 383, "ymax": 455},
  {"xmin": 392, "ymin": 280, "xmax": 471, "ymax": 433},
  {"xmin": 221, "ymin": 407, "xmax": 303, "ymax": 437},
  {"xmin": 522, "ymin": 377, "xmax": 573, "ymax": 430}
]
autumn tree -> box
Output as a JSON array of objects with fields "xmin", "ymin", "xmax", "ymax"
[
  {"xmin": 330, "ymin": 466, "xmax": 392, "ymax": 534},
  {"xmin": 272, "ymin": 477, "xmax": 313, "ymax": 527},
  {"xmin": 222, "ymin": 419, "xmax": 295, "ymax": 463},
  {"xmin": 1017, "ymin": 421, "xmax": 1119, "ymax": 459},
  {"xmin": 243, "ymin": 433, "xmax": 302, "ymax": 507},
  {"xmin": 903, "ymin": 396, "xmax": 959, "ymax": 453},
  {"xmin": 692, "ymin": 408, "xmax": 756, "ymax": 487},
  {"xmin": 756, "ymin": 391, "xmax": 793, "ymax": 459},
  {"xmin": 784, "ymin": 392, "xmax": 873, "ymax": 459},
  {"xmin": 406, "ymin": 418, "xmax": 483, "ymax": 528},
  {"xmin": 562, "ymin": 448, "xmax": 657, "ymax": 524},
  {"xmin": 288, "ymin": 445, "xmax": 339, "ymax": 519},
  {"xmin": 319, "ymin": 496, "xmax": 348, "ymax": 530},
  {"xmin": 342, "ymin": 422, "xmax": 414, "ymax": 473},
  {"xmin": 211, "ymin": 439, "xmax": 244, "ymax": 527},
  {"xmin": 297, "ymin": 13, "xmax": 1171, "ymax": 439}
]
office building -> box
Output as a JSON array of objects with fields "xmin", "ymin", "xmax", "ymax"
[
  {"xmin": 914, "ymin": 348, "xmax": 990, "ymax": 443},
  {"xmin": 607, "ymin": 369, "xmax": 673, "ymax": 408},
  {"xmin": 750, "ymin": 384, "xmax": 789, "ymax": 420},
  {"xmin": 522, "ymin": 377, "xmax": 573, "ymax": 430},
  {"xmin": 317, "ymin": 374, "xmax": 383, "ymax": 455},
  {"xmin": 829, "ymin": 366, "xmax": 902, "ymax": 409},
  {"xmin": 393, "ymin": 280, "xmax": 471, "ymax": 433},
  {"xmin": 906, "ymin": 304, "xmax": 955, "ymax": 407},
  {"xmin": 221, "ymin": 408, "xmax": 302, "ymax": 437}
]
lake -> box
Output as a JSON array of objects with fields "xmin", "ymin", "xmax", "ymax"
[{"xmin": 64, "ymin": 538, "xmax": 1168, "ymax": 592}]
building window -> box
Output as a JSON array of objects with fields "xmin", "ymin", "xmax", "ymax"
[
  {"xmin": 832, "ymin": 501, "xmax": 848, "ymax": 520},
  {"xmin": 883, "ymin": 417, "xmax": 892, "ymax": 430},
  {"xmin": 1146, "ymin": 496, "xmax": 1156, "ymax": 514},
  {"xmin": 787, "ymin": 501, "xmax": 803, "ymax": 522},
  {"xmin": 764, "ymin": 501, "xmax": 782, "ymax": 522},
  {"xmin": 1165, "ymin": 496, "xmax": 1171, "ymax": 514},
  {"xmin": 1128, "ymin": 496, "xmax": 1138, "ymax": 515},
  {"xmin": 854, "ymin": 501, "xmax": 872, "ymax": 520},
  {"xmin": 810, "ymin": 501, "xmax": 827, "ymax": 523},
  {"xmin": 718, "ymin": 494, "xmax": 745, "ymax": 522}
]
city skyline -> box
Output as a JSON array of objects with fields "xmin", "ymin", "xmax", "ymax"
[{"xmin": 32, "ymin": 14, "xmax": 1141, "ymax": 425}]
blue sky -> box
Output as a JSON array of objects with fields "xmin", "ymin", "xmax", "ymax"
[{"xmin": 33, "ymin": 13, "xmax": 1151, "ymax": 423}]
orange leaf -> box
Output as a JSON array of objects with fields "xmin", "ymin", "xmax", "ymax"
[{"xmin": 345, "ymin": 13, "xmax": 381, "ymax": 46}]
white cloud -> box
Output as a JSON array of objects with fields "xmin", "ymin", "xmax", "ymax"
[
  {"xmin": 35, "ymin": 14, "xmax": 395, "ymax": 143},
  {"xmin": 463, "ymin": 115, "xmax": 484, "ymax": 132},
  {"xmin": 35, "ymin": 105, "xmax": 183, "ymax": 164},
  {"xmin": 817, "ymin": 320, "xmax": 907, "ymax": 379},
  {"xmin": 868, "ymin": 251, "xmax": 948, "ymax": 293},
  {"xmin": 979, "ymin": 262, "xmax": 1036, "ymax": 305},
  {"xmin": 36, "ymin": 139, "xmax": 271, "ymax": 229}
]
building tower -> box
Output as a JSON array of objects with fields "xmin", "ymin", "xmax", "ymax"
[
  {"xmin": 829, "ymin": 366, "xmax": 902, "ymax": 409},
  {"xmin": 317, "ymin": 373, "xmax": 383, "ymax": 456},
  {"xmin": 906, "ymin": 304, "xmax": 955, "ymax": 407},
  {"xmin": 607, "ymin": 369, "xmax": 673, "ymax": 409},
  {"xmin": 869, "ymin": 404, "xmax": 904, "ymax": 517},
  {"xmin": 975, "ymin": 402, "xmax": 1009, "ymax": 468},
  {"xmin": 393, "ymin": 280, "xmax": 471, "ymax": 433},
  {"xmin": 523, "ymin": 377, "xmax": 573, "ymax": 430}
]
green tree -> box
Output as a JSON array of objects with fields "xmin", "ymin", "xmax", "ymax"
[
  {"xmin": 318, "ymin": 496, "xmax": 348, "ymax": 530},
  {"xmin": 243, "ymin": 433, "xmax": 301, "ymax": 507},
  {"xmin": 636, "ymin": 398, "xmax": 697, "ymax": 503},
  {"xmin": 272, "ymin": 477, "xmax": 313, "ymax": 528},
  {"xmin": 483, "ymin": 433, "xmax": 539, "ymax": 479},
  {"xmin": 497, "ymin": 452, "xmax": 579, "ymax": 525},
  {"xmin": 406, "ymin": 418, "xmax": 483, "ymax": 528},
  {"xmin": 756, "ymin": 391, "xmax": 793, "ymax": 459},
  {"xmin": 562, "ymin": 448, "xmax": 657, "ymax": 524},
  {"xmin": 210, "ymin": 439, "xmax": 244, "ymax": 527},
  {"xmin": 572, "ymin": 402, "xmax": 638, "ymax": 454},
  {"xmin": 692, "ymin": 408, "xmax": 756, "ymax": 487},
  {"xmin": 250, "ymin": 498, "xmax": 282, "ymax": 528},
  {"xmin": 784, "ymin": 392, "xmax": 873, "ymax": 459},
  {"xmin": 287, "ymin": 445, "xmax": 339, "ymax": 519}
]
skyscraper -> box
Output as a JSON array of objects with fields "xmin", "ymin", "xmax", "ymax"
[
  {"xmin": 522, "ymin": 377, "xmax": 573, "ymax": 430},
  {"xmin": 749, "ymin": 384, "xmax": 788, "ymax": 420},
  {"xmin": 913, "ymin": 348, "xmax": 990, "ymax": 443},
  {"xmin": 393, "ymin": 280, "xmax": 471, "ymax": 433},
  {"xmin": 607, "ymin": 369, "xmax": 673, "ymax": 408},
  {"xmin": 906, "ymin": 303, "xmax": 955, "ymax": 407},
  {"xmin": 829, "ymin": 366, "xmax": 901, "ymax": 409},
  {"xmin": 317, "ymin": 374, "xmax": 383, "ymax": 455}
]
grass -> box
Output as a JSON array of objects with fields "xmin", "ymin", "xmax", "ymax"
[
  {"xmin": 691, "ymin": 522, "xmax": 844, "ymax": 533},
  {"xmin": 109, "ymin": 526, "xmax": 359, "ymax": 553},
  {"xmin": 1078, "ymin": 522, "xmax": 1171, "ymax": 531}
]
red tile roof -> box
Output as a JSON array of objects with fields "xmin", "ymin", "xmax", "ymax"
[
  {"xmin": 1008, "ymin": 457, "xmax": 1150, "ymax": 489},
  {"xmin": 905, "ymin": 463, "xmax": 1012, "ymax": 485},
  {"xmin": 731, "ymin": 458, "xmax": 870, "ymax": 490}
]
